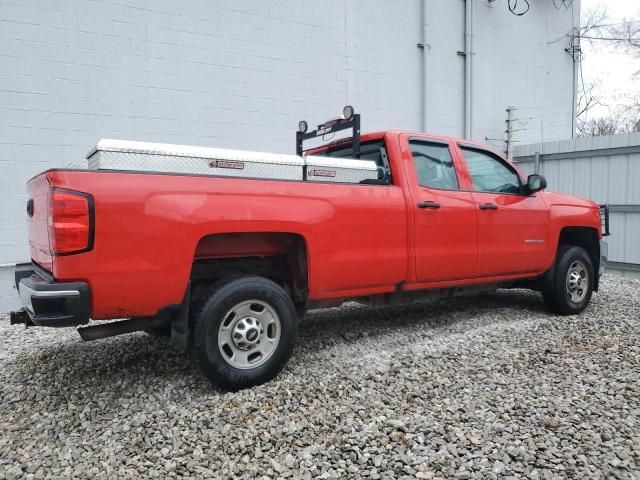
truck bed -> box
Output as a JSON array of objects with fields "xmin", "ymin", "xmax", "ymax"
[{"xmin": 28, "ymin": 168, "xmax": 408, "ymax": 319}]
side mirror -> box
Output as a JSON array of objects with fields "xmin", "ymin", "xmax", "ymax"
[{"xmin": 526, "ymin": 174, "xmax": 547, "ymax": 193}]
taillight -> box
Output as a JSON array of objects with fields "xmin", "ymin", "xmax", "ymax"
[{"xmin": 49, "ymin": 189, "xmax": 94, "ymax": 255}]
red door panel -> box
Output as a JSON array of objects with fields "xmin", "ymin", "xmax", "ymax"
[
  {"xmin": 455, "ymin": 145, "xmax": 550, "ymax": 277},
  {"xmin": 472, "ymin": 192, "xmax": 549, "ymax": 276},
  {"xmin": 414, "ymin": 189, "xmax": 478, "ymax": 281},
  {"xmin": 402, "ymin": 137, "xmax": 478, "ymax": 282}
]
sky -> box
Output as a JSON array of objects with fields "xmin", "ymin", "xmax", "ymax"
[{"xmin": 580, "ymin": 0, "xmax": 640, "ymax": 118}]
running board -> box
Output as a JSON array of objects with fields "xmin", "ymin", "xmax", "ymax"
[{"xmin": 77, "ymin": 317, "xmax": 168, "ymax": 341}]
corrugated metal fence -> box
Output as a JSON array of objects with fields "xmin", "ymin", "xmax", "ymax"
[{"xmin": 514, "ymin": 132, "xmax": 640, "ymax": 279}]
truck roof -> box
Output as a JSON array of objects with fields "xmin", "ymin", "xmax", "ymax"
[
  {"xmin": 298, "ymin": 107, "xmax": 507, "ymax": 160},
  {"xmin": 316, "ymin": 130, "xmax": 507, "ymax": 159}
]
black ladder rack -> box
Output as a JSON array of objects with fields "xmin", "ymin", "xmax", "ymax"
[{"xmin": 296, "ymin": 110, "xmax": 361, "ymax": 159}]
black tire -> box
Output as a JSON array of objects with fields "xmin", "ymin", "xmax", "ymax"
[
  {"xmin": 193, "ymin": 276, "xmax": 297, "ymax": 390},
  {"xmin": 543, "ymin": 245, "xmax": 594, "ymax": 315}
]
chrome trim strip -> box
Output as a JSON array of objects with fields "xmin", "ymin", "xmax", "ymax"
[{"xmin": 30, "ymin": 290, "xmax": 80, "ymax": 298}]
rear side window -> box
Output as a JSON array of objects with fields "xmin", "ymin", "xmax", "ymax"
[
  {"xmin": 460, "ymin": 147, "xmax": 522, "ymax": 194},
  {"xmin": 409, "ymin": 141, "xmax": 459, "ymax": 190},
  {"xmin": 320, "ymin": 140, "xmax": 390, "ymax": 184}
]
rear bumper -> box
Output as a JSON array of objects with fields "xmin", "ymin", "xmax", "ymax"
[{"xmin": 13, "ymin": 263, "xmax": 90, "ymax": 327}]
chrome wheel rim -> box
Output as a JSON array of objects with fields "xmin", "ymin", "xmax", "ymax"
[
  {"xmin": 566, "ymin": 260, "xmax": 589, "ymax": 304},
  {"xmin": 217, "ymin": 300, "xmax": 281, "ymax": 370}
]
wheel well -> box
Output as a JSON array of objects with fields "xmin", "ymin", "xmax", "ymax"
[
  {"xmin": 557, "ymin": 227, "xmax": 600, "ymax": 274},
  {"xmin": 190, "ymin": 232, "xmax": 308, "ymax": 306}
]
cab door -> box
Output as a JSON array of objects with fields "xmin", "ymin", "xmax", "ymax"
[
  {"xmin": 404, "ymin": 137, "xmax": 478, "ymax": 282},
  {"xmin": 455, "ymin": 145, "xmax": 549, "ymax": 277}
]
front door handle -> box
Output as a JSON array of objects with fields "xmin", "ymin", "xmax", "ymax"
[
  {"xmin": 479, "ymin": 203, "xmax": 498, "ymax": 210},
  {"xmin": 417, "ymin": 201, "xmax": 441, "ymax": 209}
]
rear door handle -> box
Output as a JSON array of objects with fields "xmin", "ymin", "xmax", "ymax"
[
  {"xmin": 417, "ymin": 201, "xmax": 441, "ymax": 209},
  {"xmin": 479, "ymin": 203, "xmax": 498, "ymax": 210}
]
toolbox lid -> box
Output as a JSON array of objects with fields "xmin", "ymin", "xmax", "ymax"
[{"xmin": 87, "ymin": 139, "xmax": 305, "ymax": 166}]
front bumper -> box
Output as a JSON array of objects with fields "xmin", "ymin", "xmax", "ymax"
[{"xmin": 12, "ymin": 263, "xmax": 90, "ymax": 327}]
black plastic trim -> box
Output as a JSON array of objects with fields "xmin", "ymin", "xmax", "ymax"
[
  {"xmin": 15, "ymin": 265, "xmax": 90, "ymax": 327},
  {"xmin": 32, "ymin": 261, "xmax": 54, "ymax": 282},
  {"xmin": 408, "ymin": 136, "xmax": 450, "ymax": 146},
  {"xmin": 599, "ymin": 204, "xmax": 610, "ymax": 236},
  {"xmin": 14, "ymin": 263, "xmax": 35, "ymax": 290}
]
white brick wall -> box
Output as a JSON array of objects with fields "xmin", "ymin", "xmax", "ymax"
[
  {"xmin": 0, "ymin": 0, "xmax": 578, "ymax": 312},
  {"xmin": 471, "ymin": 1, "xmax": 579, "ymax": 144}
]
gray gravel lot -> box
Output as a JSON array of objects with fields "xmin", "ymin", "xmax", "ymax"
[{"xmin": 0, "ymin": 276, "xmax": 639, "ymax": 479}]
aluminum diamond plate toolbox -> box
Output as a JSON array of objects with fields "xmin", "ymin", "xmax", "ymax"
[
  {"xmin": 86, "ymin": 139, "xmax": 379, "ymax": 184},
  {"xmin": 87, "ymin": 139, "xmax": 304, "ymax": 181},
  {"xmin": 304, "ymin": 156, "xmax": 379, "ymax": 183}
]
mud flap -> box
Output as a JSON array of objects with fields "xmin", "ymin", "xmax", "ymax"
[{"xmin": 170, "ymin": 283, "xmax": 191, "ymax": 353}]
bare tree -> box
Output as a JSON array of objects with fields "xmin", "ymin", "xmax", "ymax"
[
  {"xmin": 578, "ymin": 117, "xmax": 620, "ymax": 137},
  {"xmin": 577, "ymin": 95, "xmax": 640, "ymax": 138},
  {"xmin": 576, "ymin": 80, "xmax": 604, "ymax": 123},
  {"xmin": 574, "ymin": 5, "xmax": 640, "ymax": 137},
  {"xmin": 578, "ymin": 4, "xmax": 609, "ymax": 40},
  {"xmin": 574, "ymin": 7, "xmax": 610, "ymax": 132},
  {"xmin": 620, "ymin": 94, "xmax": 640, "ymax": 132},
  {"xmin": 608, "ymin": 20, "xmax": 640, "ymax": 77},
  {"xmin": 608, "ymin": 21, "xmax": 640, "ymax": 51}
]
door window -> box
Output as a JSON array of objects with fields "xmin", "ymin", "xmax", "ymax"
[
  {"xmin": 409, "ymin": 141, "xmax": 459, "ymax": 190},
  {"xmin": 461, "ymin": 147, "xmax": 522, "ymax": 194}
]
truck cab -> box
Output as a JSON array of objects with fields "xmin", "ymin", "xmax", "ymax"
[{"xmin": 316, "ymin": 129, "xmax": 605, "ymax": 287}]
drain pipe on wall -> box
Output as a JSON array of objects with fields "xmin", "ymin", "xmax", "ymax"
[
  {"xmin": 464, "ymin": 0, "xmax": 474, "ymax": 139},
  {"xmin": 420, "ymin": 0, "xmax": 429, "ymax": 132}
]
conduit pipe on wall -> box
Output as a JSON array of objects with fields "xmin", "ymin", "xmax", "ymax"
[
  {"xmin": 464, "ymin": 0, "xmax": 473, "ymax": 139},
  {"xmin": 421, "ymin": 0, "xmax": 429, "ymax": 132}
]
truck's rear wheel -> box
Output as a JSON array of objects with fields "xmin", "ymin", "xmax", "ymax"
[
  {"xmin": 543, "ymin": 245, "xmax": 594, "ymax": 315},
  {"xmin": 193, "ymin": 276, "xmax": 297, "ymax": 390}
]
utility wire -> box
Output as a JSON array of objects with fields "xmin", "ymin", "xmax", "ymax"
[
  {"xmin": 553, "ymin": 0, "xmax": 574, "ymax": 9},
  {"xmin": 586, "ymin": 20, "xmax": 640, "ymax": 28},
  {"xmin": 508, "ymin": 0, "xmax": 529, "ymax": 16},
  {"xmin": 516, "ymin": 102, "xmax": 572, "ymax": 112},
  {"xmin": 579, "ymin": 35, "xmax": 640, "ymax": 42},
  {"xmin": 546, "ymin": 21, "xmax": 640, "ymax": 45}
]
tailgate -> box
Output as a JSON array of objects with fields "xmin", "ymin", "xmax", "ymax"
[{"xmin": 26, "ymin": 173, "xmax": 53, "ymax": 272}]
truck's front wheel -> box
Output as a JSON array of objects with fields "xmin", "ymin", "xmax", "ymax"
[
  {"xmin": 193, "ymin": 276, "xmax": 297, "ymax": 390},
  {"xmin": 543, "ymin": 246, "xmax": 594, "ymax": 315}
]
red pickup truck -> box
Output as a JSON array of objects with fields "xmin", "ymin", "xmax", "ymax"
[{"xmin": 11, "ymin": 108, "xmax": 608, "ymax": 389}]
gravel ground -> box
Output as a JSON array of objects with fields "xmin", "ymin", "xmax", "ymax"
[{"xmin": 0, "ymin": 276, "xmax": 639, "ymax": 480}]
